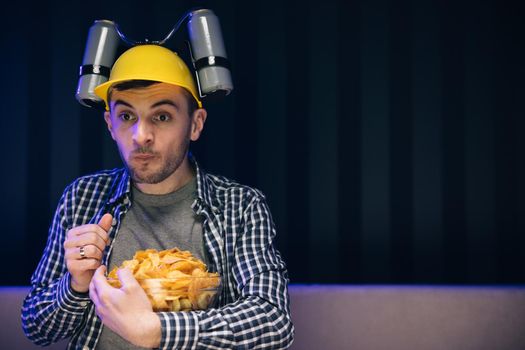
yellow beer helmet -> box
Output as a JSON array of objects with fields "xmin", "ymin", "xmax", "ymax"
[{"xmin": 94, "ymin": 44, "xmax": 202, "ymax": 110}]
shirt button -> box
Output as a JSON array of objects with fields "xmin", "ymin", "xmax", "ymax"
[
  {"xmin": 123, "ymin": 197, "xmax": 130, "ymax": 205},
  {"xmin": 80, "ymin": 301, "xmax": 88, "ymax": 307},
  {"xmin": 112, "ymin": 218, "xmax": 117, "ymax": 226}
]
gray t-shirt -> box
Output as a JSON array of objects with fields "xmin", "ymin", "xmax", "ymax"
[{"xmin": 96, "ymin": 176, "xmax": 205, "ymax": 349}]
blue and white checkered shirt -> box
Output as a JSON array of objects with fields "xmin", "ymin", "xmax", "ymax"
[{"xmin": 21, "ymin": 158, "xmax": 294, "ymax": 349}]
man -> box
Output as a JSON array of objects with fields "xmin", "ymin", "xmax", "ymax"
[{"xmin": 22, "ymin": 44, "xmax": 294, "ymax": 349}]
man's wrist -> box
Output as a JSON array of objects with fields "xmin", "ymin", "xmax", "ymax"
[
  {"xmin": 70, "ymin": 279, "xmax": 90, "ymax": 296},
  {"xmin": 133, "ymin": 312, "xmax": 162, "ymax": 348},
  {"xmin": 57, "ymin": 273, "xmax": 91, "ymax": 314}
]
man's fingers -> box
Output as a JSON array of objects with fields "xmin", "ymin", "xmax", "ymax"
[
  {"xmin": 94, "ymin": 265, "xmax": 107, "ymax": 278},
  {"xmin": 92, "ymin": 265, "xmax": 109, "ymax": 288},
  {"xmin": 117, "ymin": 267, "xmax": 139, "ymax": 288},
  {"xmin": 64, "ymin": 244, "xmax": 103, "ymax": 261},
  {"xmin": 67, "ymin": 256, "xmax": 102, "ymax": 270},
  {"xmin": 98, "ymin": 213, "xmax": 113, "ymax": 232},
  {"xmin": 89, "ymin": 273, "xmax": 101, "ymax": 306},
  {"xmin": 64, "ymin": 232, "xmax": 107, "ymax": 252},
  {"xmin": 67, "ymin": 224, "xmax": 109, "ymax": 244}
]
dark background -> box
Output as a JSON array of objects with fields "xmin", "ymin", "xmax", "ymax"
[{"xmin": 1, "ymin": 0, "xmax": 524, "ymax": 286}]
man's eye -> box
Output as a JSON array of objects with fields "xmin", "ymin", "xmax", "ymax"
[
  {"xmin": 154, "ymin": 114, "xmax": 171, "ymax": 122},
  {"xmin": 119, "ymin": 113, "xmax": 135, "ymax": 121}
]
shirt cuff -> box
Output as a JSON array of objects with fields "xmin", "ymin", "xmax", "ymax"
[
  {"xmin": 56, "ymin": 273, "xmax": 91, "ymax": 314},
  {"xmin": 157, "ymin": 311, "xmax": 200, "ymax": 350}
]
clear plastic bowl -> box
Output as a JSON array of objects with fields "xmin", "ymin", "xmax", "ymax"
[{"xmin": 108, "ymin": 275, "xmax": 221, "ymax": 312}]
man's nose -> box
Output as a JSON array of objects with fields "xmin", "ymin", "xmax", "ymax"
[{"xmin": 132, "ymin": 119, "xmax": 153, "ymax": 146}]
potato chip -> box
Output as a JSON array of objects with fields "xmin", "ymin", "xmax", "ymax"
[{"xmin": 107, "ymin": 247, "xmax": 220, "ymax": 312}]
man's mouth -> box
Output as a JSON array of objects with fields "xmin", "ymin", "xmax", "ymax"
[{"xmin": 132, "ymin": 153, "xmax": 156, "ymax": 161}]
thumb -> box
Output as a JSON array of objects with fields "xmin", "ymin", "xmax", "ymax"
[
  {"xmin": 95, "ymin": 264, "xmax": 108, "ymax": 277},
  {"xmin": 98, "ymin": 213, "xmax": 113, "ymax": 232}
]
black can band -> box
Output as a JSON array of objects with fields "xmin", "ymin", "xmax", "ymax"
[
  {"xmin": 194, "ymin": 56, "xmax": 231, "ymax": 71},
  {"xmin": 79, "ymin": 64, "xmax": 111, "ymax": 77}
]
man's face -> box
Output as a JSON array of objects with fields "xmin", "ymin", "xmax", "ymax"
[{"xmin": 104, "ymin": 83, "xmax": 205, "ymax": 185}]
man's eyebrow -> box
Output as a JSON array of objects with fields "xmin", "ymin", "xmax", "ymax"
[
  {"xmin": 112, "ymin": 99, "xmax": 133, "ymax": 109},
  {"xmin": 151, "ymin": 99, "xmax": 180, "ymax": 110}
]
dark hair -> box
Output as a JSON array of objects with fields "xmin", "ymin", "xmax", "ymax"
[{"xmin": 107, "ymin": 80, "xmax": 199, "ymax": 116}]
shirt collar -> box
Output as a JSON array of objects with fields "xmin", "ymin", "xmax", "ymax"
[
  {"xmin": 192, "ymin": 154, "xmax": 221, "ymax": 214},
  {"xmin": 107, "ymin": 169, "xmax": 132, "ymax": 206}
]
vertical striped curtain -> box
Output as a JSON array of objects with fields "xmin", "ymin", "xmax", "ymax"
[{"xmin": 1, "ymin": 0, "xmax": 524, "ymax": 285}]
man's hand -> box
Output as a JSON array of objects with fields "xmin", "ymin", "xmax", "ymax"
[
  {"xmin": 63, "ymin": 213, "xmax": 113, "ymax": 293},
  {"xmin": 89, "ymin": 266, "xmax": 161, "ymax": 348}
]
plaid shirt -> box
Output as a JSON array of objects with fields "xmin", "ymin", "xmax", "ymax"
[{"xmin": 21, "ymin": 159, "xmax": 294, "ymax": 349}]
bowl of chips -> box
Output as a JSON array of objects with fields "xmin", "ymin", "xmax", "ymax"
[{"xmin": 107, "ymin": 248, "xmax": 221, "ymax": 312}]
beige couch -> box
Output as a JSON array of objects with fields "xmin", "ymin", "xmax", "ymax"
[
  {"xmin": 2, "ymin": 285, "xmax": 524, "ymax": 349},
  {"xmin": 289, "ymin": 285, "xmax": 525, "ymax": 350}
]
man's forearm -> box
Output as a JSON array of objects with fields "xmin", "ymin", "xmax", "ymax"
[
  {"xmin": 22, "ymin": 273, "xmax": 90, "ymax": 345},
  {"xmin": 157, "ymin": 295, "xmax": 293, "ymax": 349}
]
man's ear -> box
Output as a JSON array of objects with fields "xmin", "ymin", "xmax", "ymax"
[
  {"xmin": 190, "ymin": 108, "xmax": 207, "ymax": 141},
  {"xmin": 104, "ymin": 111, "xmax": 116, "ymax": 141}
]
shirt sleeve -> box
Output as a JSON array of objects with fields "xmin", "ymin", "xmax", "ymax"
[
  {"xmin": 21, "ymin": 184, "xmax": 91, "ymax": 346},
  {"xmin": 157, "ymin": 196, "xmax": 295, "ymax": 349}
]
